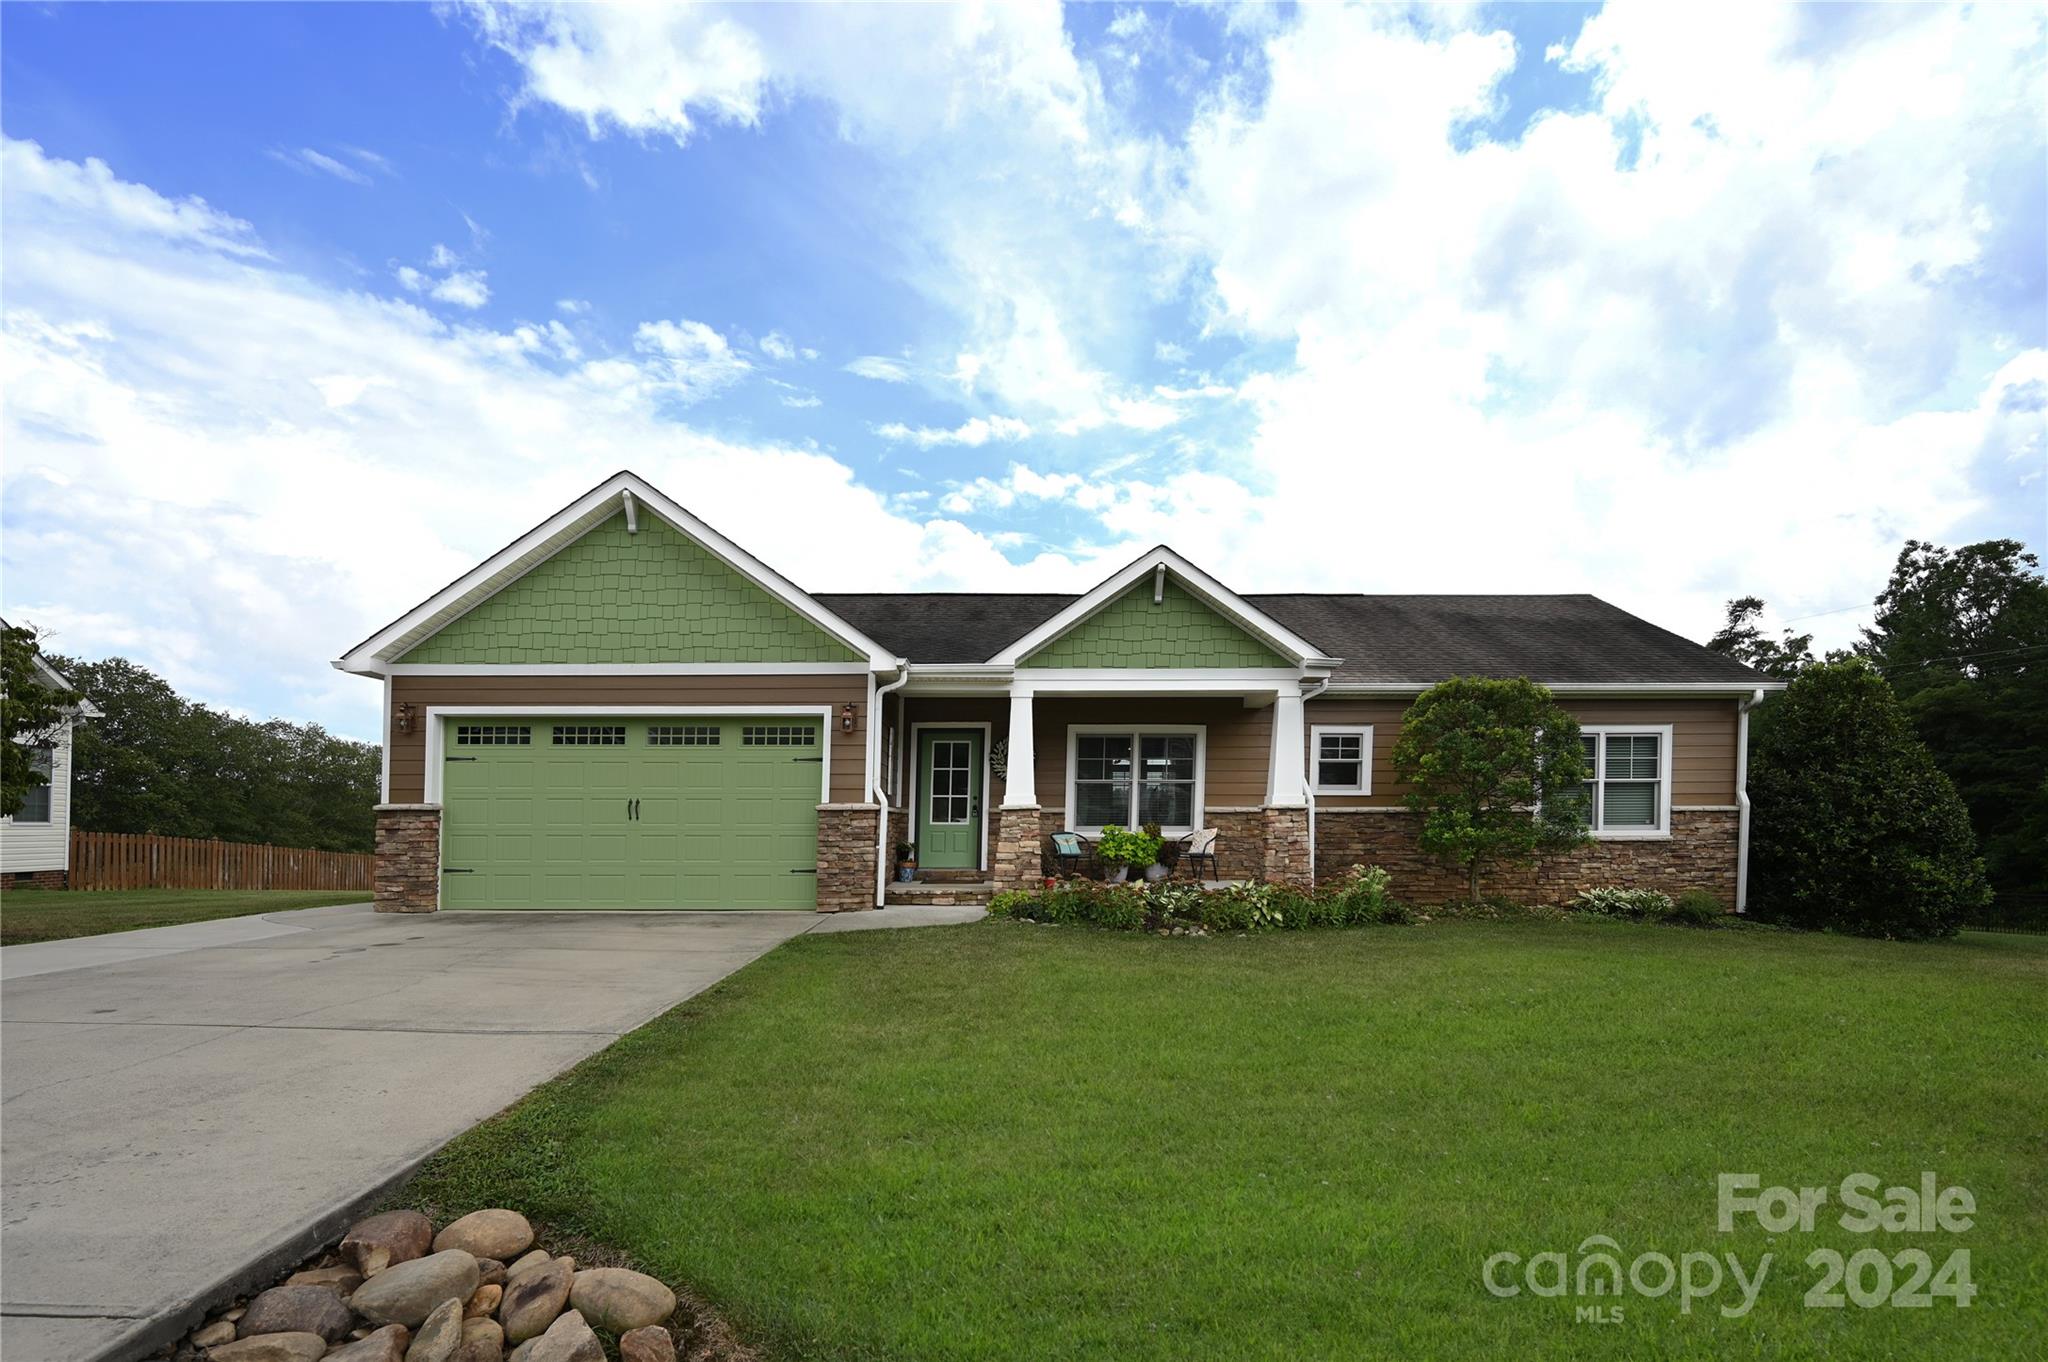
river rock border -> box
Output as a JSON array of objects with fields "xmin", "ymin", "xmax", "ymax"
[{"xmin": 159, "ymin": 1208, "xmax": 711, "ymax": 1362}]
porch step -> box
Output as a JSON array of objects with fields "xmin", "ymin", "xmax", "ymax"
[
  {"xmin": 885, "ymin": 880, "xmax": 995, "ymax": 907},
  {"xmin": 915, "ymin": 868, "xmax": 988, "ymax": 883}
]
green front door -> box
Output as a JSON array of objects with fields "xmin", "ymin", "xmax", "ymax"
[
  {"xmin": 440, "ymin": 717, "xmax": 820, "ymax": 909},
  {"xmin": 917, "ymin": 729, "xmax": 982, "ymax": 870}
]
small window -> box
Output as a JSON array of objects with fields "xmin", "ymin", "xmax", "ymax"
[
  {"xmin": 12, "ymin": 746, "xmax": 53, "ymax": 823},
  {"xmin": 1312, "ymin": 725, "xmax": 1371, "ymax": 794},
  {"xmin": 552, "ymin": 725, "xmax": 626, "ymax": 746},
  {"xmin": 649, "ymin": 725, "xmax": 719, "ymax": 746},
  {"xmin": 742, "ymin": 724, "xmax": 816, "ymax": 746},
  {"xmin": 456, "ymin": 724, "xmax": 531, "ymax": 746}
]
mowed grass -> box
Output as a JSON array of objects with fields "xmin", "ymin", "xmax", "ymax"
[
  {"xmin": 410, "ymin": 921, "xmax": 2048, "ymax": 1361},
  {"xmin": 0, "ymin": 887, "xmax": 369, "ymax": 944}
]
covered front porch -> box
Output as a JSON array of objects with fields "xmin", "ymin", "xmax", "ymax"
[{"xmin": 879, "ymin": 670, "xmax": 1318, "ymax": 894}]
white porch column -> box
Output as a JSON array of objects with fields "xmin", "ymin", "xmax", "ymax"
[
  {"xmin": 1002, "ymin": 684, "xmax": 1038, "ymax": 806},
  {"xmin": 1266, "ymin": 681, "xmax": 1307, "ymax": 807}
]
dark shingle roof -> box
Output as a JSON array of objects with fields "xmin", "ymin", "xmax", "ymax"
[{"xmin": 814, "ymin": 591, "xmax": 1765, "ymax": 686}]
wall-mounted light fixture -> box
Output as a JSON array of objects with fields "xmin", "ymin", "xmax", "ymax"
[
  {"xmin": 841, "ymin": 702, "xmax": 856, "ymax": 733},
  {"xmin": 394, "ymin": 701, "xmax": 415, "ymax": 736}
]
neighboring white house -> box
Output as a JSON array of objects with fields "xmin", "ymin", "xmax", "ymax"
[{"xmin": 0, "ymin": 634, "xmax": 100, "ymax": 887}]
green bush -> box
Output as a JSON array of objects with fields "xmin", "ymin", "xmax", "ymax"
[
  {"xmin": 1749, "ymin": 658, "xmax": 1989, "ymax": 939},
  {"xmin": 1570, "ymin": 887, "xmax": 1675, "ymax": 919},
  {"xmin": 1095, "ymin": 824, "xmax": 1163, "ymax": 874},
  {"xmin": 1663, "ymin": 889, "xmax": 1724, "ymax": 927},
  {"xmin": 985, "ymin": 867, "xmax": 1416, "ymax": 935},
  {"xmin": 1326, "ymin": 864, "xmax": 1400, "ymax": 924},
  {"xmin": 987, "ymin": 889, "xmax": 1032, "ymax": 918}
]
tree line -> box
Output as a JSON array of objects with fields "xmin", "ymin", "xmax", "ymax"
[
  {"xmin": 1707, "ymin": 537, "xmax": 2047, "ymax": 917},
  {"xmin": 14, "ymin": 645, "xmax": 379, "ymax": 855}
]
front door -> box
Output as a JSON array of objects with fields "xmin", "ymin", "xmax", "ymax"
[{"xmin": 917, "ymin": 729, "xmax": 982, "ymax": 870}]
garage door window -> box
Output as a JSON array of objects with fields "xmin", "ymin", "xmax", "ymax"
[
  {"xmin": 742, "ymin": 725, "xmax": 816, "ymax": 746},
  {"xmin": 553, "ymin": 725, "xmax": 626, "ymax": 745},
  {"xmin": 456, "ymin": 725, "xmax": 530, "ymax": 746},
  {"xmin": 648, "ymin": 725, "xmax": 719, "ymax": 746}
]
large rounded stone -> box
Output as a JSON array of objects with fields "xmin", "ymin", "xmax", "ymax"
[
  {"xmin": 208, "ymin": 1333, "xmax": 329, "ymax": 1362},
  {"xmin": 240, "ymin": 1285, "xmax": 356, "ymax": 1342},
  {"xmin": 524, "ymin": 1310, "xmax": 602, "ymax": 1362},
  {"xmin": 499, "ymin": 1258, "xmax": 572, "ymax": 1344},
  {"xmin": 619, "ymin": 1326, "xmax": 675, "ymax": 1362},
  {"xmin": 432, "ymin": 1210, "xmax": 533, "ymax": 1262},
  {"xmin": 325, "ymin": 1326, "xmax": 410, "ymax": 1362},
  {"xmin": 192, "ymin": 1320, "xmax": 238, "ymax": 1348},
  {"xmin": 568, "ymin": 1269, "xmax": 675, "ymax": 1333},
  {"xmin": 405, "ymin": 1297, "xmax": 465, "ymax": 1362},
  {"xmin": 342, "ymin": 1211, "xmax": 435, "ymax": 1278},
  {"xmin": 350, "ymin": 1251, "xmax": 480, "ymax": 1328},
  {"xmin": 504, "ymin": 1251, "xmax": 550, "ymax": 1280},
  {"xmin": 474, "ymin": 1259, "xmax": 507, "ymax": 1288},
  {"xmin": 454, "ymin": 1318, "xmax": 504, "ymax": 1362}
]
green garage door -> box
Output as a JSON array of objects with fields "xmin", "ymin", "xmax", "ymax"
[{"xmin": 439, "ymin": 717, "xmax": 821, "ymax": 910}]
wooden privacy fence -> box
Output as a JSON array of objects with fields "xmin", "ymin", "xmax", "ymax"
[{"xmin": 68, "ymin": 831, "xmax": 374, "ymax": 892}]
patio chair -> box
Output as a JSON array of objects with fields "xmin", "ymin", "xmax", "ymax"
[
  {"xmin": 1178, "ymin": 827, "xmax": 1220, "ymax": 881},
  {"xmin": 1049, "ymin": 830, "xmax": 1090, "ymax": 879}
]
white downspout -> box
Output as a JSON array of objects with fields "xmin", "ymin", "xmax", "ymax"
[
  {"xmin": 871, "ymin": 662, "xmax": 911, "ymax": 907},
  {"xmin": 1300, "ymin": 676, "xmax": 1331, "ymax": 882},
  {"xmin": 1736, "ymin": 687, "xmax": 1768, "ymax": 913}
]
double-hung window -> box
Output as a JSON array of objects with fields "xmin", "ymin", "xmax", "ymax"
[
  {"xmin": 1311, "ymin": 725, "xmax": 1371, "ymax": 794},
  {"xmin": 1070, "ymin": 729, "xmax": 1201, "ymax": 831},
  {"xmin": 1575, "ymin": 726, "xmax": 1671, "ymax": 836},
  {"xmin": 12, "ymin": 745, "xmax": 54, "ymax": 823}
]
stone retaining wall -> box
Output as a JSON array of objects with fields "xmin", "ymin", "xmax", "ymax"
[
  {"xmin": 373, "ymin": 804, "xmax": 441, "ymax": 914},
  {"xmin": 816, "ymin": 804, "xmax": 880, "ymax": 912},
  {"xmin": 1313, "ymin": 808, "xmax": 1739, "ymax": 906}
]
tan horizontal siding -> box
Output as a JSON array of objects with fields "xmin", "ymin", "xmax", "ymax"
[
  {"xmin": 388, "ymin": 675, "xmax": 869, "ymax": 803},
  {"xmin": 1028, "ymin": 697, "xmax": 1273, "ymax": 809},
  {"xmin": 1304, "ymin": 696, "xmax": 1739, "ymax": 808}
]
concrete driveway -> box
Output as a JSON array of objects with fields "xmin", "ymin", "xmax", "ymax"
[{"xmin": 0, "ymin": 901, "xmax": 971, "ymax": 1361}]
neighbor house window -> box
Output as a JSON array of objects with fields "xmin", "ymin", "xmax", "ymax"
[
  {"xmin": 1311, "ymin": 725, "xmax": 1371, "ymax": 794},
  {"xmin": 12, "ymin": 746, "xmax": 53, "ymax": 823},
  {"xmin": 1069, "ymin": 729, "xmax": 1202, "ymax": 831},
  {"xmin": 1575, "ymin": 727, "xmax": 1671, "ymax": 835}
]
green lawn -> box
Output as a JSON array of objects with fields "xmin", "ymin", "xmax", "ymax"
[
  {"xmin": 0, "ymin": 887, "xmax": 369, "ymax": 944},
  {"xmin": 409, "ymin": 920, "xmax": 2047, "ymax": 1361}
]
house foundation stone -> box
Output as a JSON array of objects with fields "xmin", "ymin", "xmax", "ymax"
[
  {"xmin": 1261, "ymin": 806, "xmax": 1312, "ymax": 887},
  {"xmin": 374, "ymin": 804, "xmax": 441, "ymax": 913},
  {"xmin": 993, "ymin": 805, "xmax": 1044, "ymax": 892},
  {"xmin": 817, "ymin": 804, "xmax": 881, "ymax": 912}
]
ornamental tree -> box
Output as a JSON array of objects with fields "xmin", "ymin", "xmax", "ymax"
[
  {"xmin": 1, "ymin": 623, "xmax": 80, "ymax": 819},
  {"xmin": 1748, "ymin": 658, "xmax": 1987, "ymax": 939},
  {"xmin": 1390, "ymin": 677, "xmax": 1590, "ymax": 900}
]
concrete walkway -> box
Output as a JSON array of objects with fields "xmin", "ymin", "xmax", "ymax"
[{"xmin": 0, "ymin": 900, "xmax": 982, "ymax": 1361}]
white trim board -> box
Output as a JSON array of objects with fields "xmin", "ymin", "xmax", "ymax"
[
  {"xmin": 1578, "ymin": 723, "xmax": 1677, "ymax": 840},
  {"xmin": 420, "ymin": 704, "xmax": 836, "ymax": 806},
  {"xmin": 380, "ymin": 662, "xmax": 872, "ymax": 677},
  {"xmin": 988, "ymin": 546, "xmax": 1340, "ymax": 669},
  {"xmin": 1309, "ymin": 723, "xmax": 1373, "ymax": 796},
  {"xmin": 906, "ymin": 721, "xmax": 993, "ymax": 871},
  {"xmin": 1062, "ymin": 722, "xmax": 1208, "ymax": 836},
  {"xmin": 335, "ymin": 471, "xmax": 896, "ymax": 673}
]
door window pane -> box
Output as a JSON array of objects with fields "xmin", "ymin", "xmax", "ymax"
[{"xmin": 930, "ymin": 740, "xmax": 971, "ymax": 824}]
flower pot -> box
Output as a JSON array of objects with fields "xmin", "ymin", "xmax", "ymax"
[
  {"xmin": 1141, "ymin": 861, "xmax": 1169, "ymax": 883},
  {"xmin": 897, "ymin": 864, "xmax": 917, "ymax": 883},
  {"xmin": 1105, "ymin": 865, "xmax": 1130, "ymax": 884}
]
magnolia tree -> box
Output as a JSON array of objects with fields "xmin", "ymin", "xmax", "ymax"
[{"xmin": 1390, "ymin": 677, "xmax": 1591, "ymax": 900}]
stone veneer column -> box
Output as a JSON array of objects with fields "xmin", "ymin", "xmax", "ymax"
[
  {"xmin": 816, "ymin": 804, "xmax": 881, "ymax": 912},
  {"xmin": 992, "ymin": 804, "xmax": 1044, "ymax": 892},
  {"xmin": 1260, "ymin": 805, "xmax": 1312, "ymax": 888},
  {"xmin": 374, "ymin": 803, "xmax": 441, "ymax": 913}
]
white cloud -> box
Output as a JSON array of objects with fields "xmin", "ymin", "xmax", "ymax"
[
  {"xmin": 269, "ymin": 146, "xmax": 373, "ymax": 185},
  {"xmin": 556, "ymin": 297, "xmax": 591, "ymax": 314},
  {"xmin": 394, "ymin": 243, "xmax": 491, "ymax": 309},
  {"xmin": 1154, "ymin": 340, "xmax": 1189, "ymax": 364},
  {"xmin": 875, "ymin": 415, "xmax": 1032, "ymax": 448},
  {"xmin": 844, "ymin": 354, "xmax": 912, "ymax": 382},
  {"xmin": 343, "ymin": 146, "xmax": 396, "ymax": 176},
  {"xmin": 758, "ymin": 330, "xmax": 800, "ymax": 362},
  {"xmin": 0, "ymin": 139, "xmax": 1116, "ymax": 737},
  {"xmin": 780, "ymin": 393, "xmax": 822, "ymax": 409}
]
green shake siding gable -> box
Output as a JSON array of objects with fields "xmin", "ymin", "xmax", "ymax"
[
  {"xmin": 1020, "ymin": 577, "xmax": 1288, "ymax": 669},
  {"xmin": 397, "ymin": 512, "xmax": 860, "ymax": 664}
]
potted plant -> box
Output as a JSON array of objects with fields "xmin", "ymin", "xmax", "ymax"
[
  {"xmin": 895, "ymin": 841, "xmax": 916, "ymax": 883},
  {"xmin": 1140, "ymin": 822, "xmax": 1171, "ymax": 882},
  {"xmin": 1095, "ymin": 824, "xmax": 1163, "ymax": 884}
]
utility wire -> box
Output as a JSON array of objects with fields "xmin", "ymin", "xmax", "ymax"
[{"xmin": 1868, "ymin": 641, "xmax": 2048, "ymax": 673}]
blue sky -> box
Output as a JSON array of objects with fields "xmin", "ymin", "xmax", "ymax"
[{"xmin": 2, "ymin": 2, "xmax": 2042, "ymax": 742}]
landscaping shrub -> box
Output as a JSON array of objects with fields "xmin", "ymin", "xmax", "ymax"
[
  {"xmin": 1664, "ymin": 889, "xmax": 1724, "ymax": 926},
  {"xmin": 1570, "ymin": 886, "xmax": 1675, "ymax": 920},
  {"xmin": 1748, "ymin": 658, "xmax": 1989, "ymax": 939},
  {"xmin": 995, "ymin": 868, "xmax": 1413, "ymax": 935}
]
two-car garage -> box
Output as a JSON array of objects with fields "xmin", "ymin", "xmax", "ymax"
[{"xmin": 435, "ymin": 715, "xmax": 825, "ymax": 910}]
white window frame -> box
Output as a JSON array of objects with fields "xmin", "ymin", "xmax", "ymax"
[
  {"xmin": 1063, "ymin": 724, "xmax": 1207, "ymax": 835},
  {"xmin": 1576, "ymin": 724, "xmax": 1674, "ymax": 839},
  {"xmin": 1310, "ymin": 724, "xmax": 1372, "ymax": 795}
]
